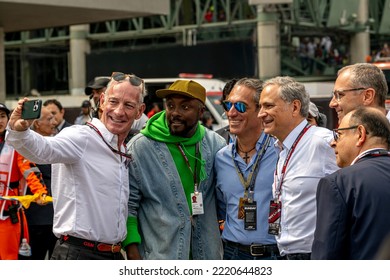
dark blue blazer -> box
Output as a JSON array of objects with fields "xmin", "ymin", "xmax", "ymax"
[{"xmin": 311, "ymin": 154, "xmax": 390, "ymax": 260}]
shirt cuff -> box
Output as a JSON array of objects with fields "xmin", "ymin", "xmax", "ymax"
[
  {"xmin": 5, "ymin": 124, "xmax": 30, "ymax": 143},
  {"xmin": 122, "ymin": 216, "xmax": 141, "ymax": 248}
]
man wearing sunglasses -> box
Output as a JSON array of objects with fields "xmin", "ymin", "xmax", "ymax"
[
  {"xmin": 125, "ymin": 79, "xmax": 226, "ymax": 260},
  {"xmin": 214, "ymin": 78, "xmax": 280, "ymax": 260},
  {"xmin": 258, "ymin": 76, "xmax": 338, "ymax": 260},
  {"xmin": 6, "ymin": 72, "xmax": 146, "ymax": 260},
  {"xmin": 312, "ymin": 107, "xmax": 390, "ymax": 259},
  {"xmin": 329, "ymin": 63, "xmax": 389, "ymax": 124}
]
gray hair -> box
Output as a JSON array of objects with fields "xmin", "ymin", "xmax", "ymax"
[
  {"xmin": 263, "ymin": 76, "xmax": 310, "ymax": 117},
  {"xmin": 232, "ymin": 78, "xmax": 264, "ymax": 106},
  {"xmin": 337, "ymin": 63, "xmax": 388, "ymax": 108}
]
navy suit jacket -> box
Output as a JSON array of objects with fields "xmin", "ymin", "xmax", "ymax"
[{"xmin": 311, "ymin": 154, "xmax": 390, "ymax": 259}]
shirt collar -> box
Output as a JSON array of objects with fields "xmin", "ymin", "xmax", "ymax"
[
  {"xmin": 350, "ymin": 147, "xmax": 389, "ymax": 165},
  {"xmin": 57, "ymin": 119, "xmax": 66, "ymax": 130},
  {"xmin": 274, "ymin": 119, "xmax": 308, "ymax": 152},
  {"xmin": 232, "ymin": 131, "xmax": 267, "ymax": 156},
  {"xmin": 90, "ymin": 118, "xmax": 118, "ymax": 147}
]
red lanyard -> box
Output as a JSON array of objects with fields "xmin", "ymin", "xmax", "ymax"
[
  {"xmin": 353, "ymin": 148, "xmax": 390, "ymax": 165},
  {"xmin": 274, "ymin": 123, "xmax": 311, "ymax": 200},
  {"xmin": 176, "ymin": 143, "xmax": 200, "ymax": 193},
  {"xmin": 86, "ymin": 122, "xmax": 132, "ymax": 160}
]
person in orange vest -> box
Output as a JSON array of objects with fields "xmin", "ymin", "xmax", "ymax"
[{"xmin": 0, "ymin": 103, "xmax": 48, "ymax": 260}]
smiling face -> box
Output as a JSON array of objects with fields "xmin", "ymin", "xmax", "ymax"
[
  {"xmin": 165, "ymin": 94, "xmax": 204, "ymax": 137},
  {"xmin": 329, "ymin": 69, "xmax": 366, "ymax": 123},
  {"xmin": 99, "ymin": 81, "xmax": 145, "ymax": 144},
  {"xmin": 226, "ymin": 84, "xmax": 262, "ymax": 138},
  {"xmin": 258, "ymin": 84, "xmax": 299, "ymax": 142}
]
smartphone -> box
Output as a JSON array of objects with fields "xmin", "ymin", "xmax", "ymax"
[{"xmin": 22, "ymin": 100, "xmax": 42, "ymax": 120}]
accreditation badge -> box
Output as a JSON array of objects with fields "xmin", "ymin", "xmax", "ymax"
[
  {"xmin": 191, "ymin": 192, "xmax": 204, "ymax": 215},
  {"xmin": 244, "ymin": 200, "xmax": 257, "ymax": 230},
  {"xmin": 268, "ymin": 199, "xmax": 281, "ymax": 235}
]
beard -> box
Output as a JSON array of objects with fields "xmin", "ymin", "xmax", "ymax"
[{"xmin": 168, "ymin": 116, "xmax": 199, "ymax": 138}]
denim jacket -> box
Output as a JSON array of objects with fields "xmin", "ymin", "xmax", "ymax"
[{"xmin": 127, "ymin": 129, "xmax": 226, "ymax": 259}]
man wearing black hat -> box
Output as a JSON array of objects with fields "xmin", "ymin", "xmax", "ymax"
[
  {"xmin": 0, "ymin": 103, "xmax": 48, "ymax": 260},
  {"xmin": 125, "ymin": 80, "xmax": 226, "ymax": 259},
  {"xmin": 85, "ymin": 77, "xmax": 110, "ymax": 117}
]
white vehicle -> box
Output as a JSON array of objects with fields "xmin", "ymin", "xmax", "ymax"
[{"xmin": 144, "ymin": 75, "xmax": 228, "ymax": 130}]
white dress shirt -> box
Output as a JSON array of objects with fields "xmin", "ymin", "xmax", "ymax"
[
  {"xmin": 6, "ymin": 118, "xmax": 129, "ymax": 244},
  {"xmin": 273, "ymin": 120, "xmax": 338, "ymax": 256}
]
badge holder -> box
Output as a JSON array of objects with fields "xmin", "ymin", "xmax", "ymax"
[
  {"xmin": 268, "ymin": 199, "xmax": 281, "ymax": 235},
  {"xmin": 191, "ymin": 192, "xmax": 204, "ymax": 215},
  {"xmin": 244, "ymin": 200, "xmax": 257, "ymax": 230},
  {"xmin": 241, "ymin": 190, "xmax": 257, "ymax": 230}
]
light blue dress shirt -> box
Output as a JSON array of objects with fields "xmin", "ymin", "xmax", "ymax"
[{"xmin": 215, "ymin": 132, "xmax": 278, "ymax": 245}]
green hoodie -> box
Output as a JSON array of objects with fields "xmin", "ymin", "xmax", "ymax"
[
  {"xmin": 141, "ymin": 111, "xmax": 207, "ymax": 210},
  {"xmin": 123, "ymin": 111, "xmax": 206, "ymax": 247}
]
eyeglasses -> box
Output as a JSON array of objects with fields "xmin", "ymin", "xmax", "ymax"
[
  {"xmin": 222, "ymin": 101, "xmax": 247, "ymax": 113},
  {"xmin": 111, "ymin": 72, "xmax": 143, "ymax": 87},
  {"xmin": 332, "ymin": 88, "xmax": 366, "ymax": 102},
  {"xmin": 332, "ymin": 125, "xmax": 359, "ymax": 141}
]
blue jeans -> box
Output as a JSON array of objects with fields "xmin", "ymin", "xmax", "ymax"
[{"xmin": 223, "ymin": 242, "xmax": 281, "ymax": 260}]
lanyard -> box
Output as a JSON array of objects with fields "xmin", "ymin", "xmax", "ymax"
[
  {"xmin": 177, "ymin": 142, "xmax": 200, "ymax": 193},
  {"xmin": 232, "ymin": 134, "xmax": 270, "ymax": 195},
  {"xmin": 86, "ymin": 122, "xmax": 132, "ymax": 162},
  {"xmin": 274, "ymin": 123, "xmax": 311, "ymax": 200},
  {"xmin": 352, "ymin": 148, "xmax": 390, "ymax": 165}
]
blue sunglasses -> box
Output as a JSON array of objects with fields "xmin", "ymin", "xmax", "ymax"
[{"xmin": 222, "ymin": 101, "xmax": 247, "ymax": 113}]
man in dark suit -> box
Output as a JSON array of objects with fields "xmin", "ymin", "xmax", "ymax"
[
  {"xmin": 43, "ymin": 99, "xmax": 72, "ymax": 133},
  {"xmin": 312, "ymin": 107, "xmax": 390, "ymax": 259}
]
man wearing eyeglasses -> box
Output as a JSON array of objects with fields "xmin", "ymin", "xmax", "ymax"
[
  {"xmin": 214, "ymin": 78, "xmax": 280, "ymax": 260},
  {"xmin": 329, "ymin": 63, "xmax": 389, "ymax": 124},
  {"xmin": 5, "ymin": 72, "xmax": 146, "ymax": 260},
  {"xmin": 125, "ymin": 79, "xmax": 226, "ymax": 260},
  {"xmin": 258, "ymin": 76, "xmax": 338, "ymax": 260},
  {"xmin": 312, "ymin": 107, "xmax": 390, "ymax": 259}
]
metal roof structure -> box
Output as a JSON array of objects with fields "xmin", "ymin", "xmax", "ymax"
[
  {"xmin": 0, "ymin": 0, "xmax": 169, "ymax": 102},
  {"xmin": 0, "ymin": 0, "xmax": 169, "ymax": 32}
]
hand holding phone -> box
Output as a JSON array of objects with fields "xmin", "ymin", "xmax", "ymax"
[{"xmin": 22, "ymin": 100, "xmax": 42, "ymax": 120}]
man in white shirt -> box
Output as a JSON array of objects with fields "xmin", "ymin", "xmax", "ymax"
[
  {"xmin": 6, "ymin": 72, "xmax": 146, "ymax": 260},
  {"xmin": 329, "ymin": 63, "xmax": 389, "ymax": 124},
  {"xmin": 258, "ymin": 76, "xmax": 338, "ymax": 259}
]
